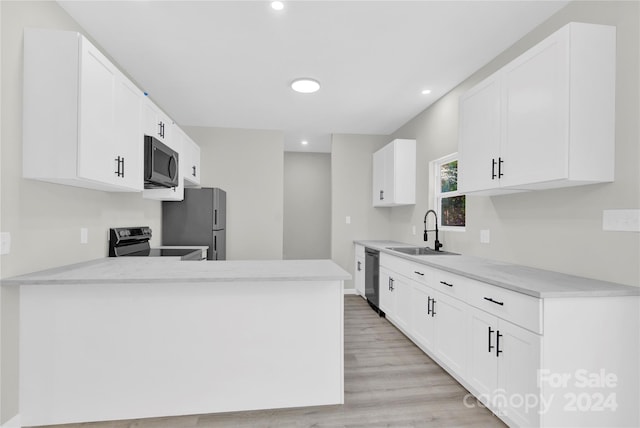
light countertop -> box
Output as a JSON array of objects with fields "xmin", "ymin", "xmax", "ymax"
[
  {"xmin": 355, "ymin": 240, "xmax": 639, "ymax": 298},
  {"xmin": 2, "ymin": 258, "xmax": 351, "ymax": 285}
]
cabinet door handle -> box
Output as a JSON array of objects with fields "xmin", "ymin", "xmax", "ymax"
[
  {"xmin": 357, "ymin": 261, "xmax": 361, "ymax": 271},
  {"xmin": 427, "ymin": 296, "xmax": 432, "ymax": 315},
  {"xmin": 484, "ymin": 297, "xmax": 504, "ymax": 306},
  {"xmin": 440, "ymin": 280, "xmax": 453, "ymax": 287},
  {"xmin": 192, "ymin": 165, "xmax": 197, "ymax": 177},
  {"xmin": 114, "ymin": 156, "xmax": 124, "ymax": 177},
  {"xmin": 496, "ymin": 330, "xmax": 503, "ymax": 357},
  {"xmin": 491, "ymin": 158, "xmax": 497, "ymax": 180},
  {"xmin": 380, "ymin": 190, "xmax": 384, "ymax": 200},
  {"xmin": 389, "ymin": 277, "xmax": 394, "ymax": 291},
  {"xmin": 414, "ymin": 271, "xmax": 424, "ymax": 276},
  {"xmin": 488, "ymin": 326, "xmax": 495, "ymax": 353},
  {"xmin": 431, "ymin": 298, "xmax": 436, "ymax": 317},
  {"xmin": 498, "ymin": 157, "xmax": 504, "ymax": 178}
]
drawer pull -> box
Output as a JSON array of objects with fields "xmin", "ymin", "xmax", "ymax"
[
  {"xmin": 414, "ymin": 271, "xmax": 424, "ymax": 276},
  {"xmin": 440, "ymin": 280, "xmax": 453, "ymax": 287},
  {"xmin": 484, "ymin": 297, "xmax": 504, "ymax": 306}
]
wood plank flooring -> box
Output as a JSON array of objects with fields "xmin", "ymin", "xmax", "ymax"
[{"xmin": 33, "ymin": 295, "xmax": 506, "ymax": 428}]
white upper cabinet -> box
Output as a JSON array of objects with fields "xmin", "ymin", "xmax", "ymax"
[
  {"xmin": 142, "ymin": 97, "xmax": 172, "ymax": 145},
  {"xmin": 459, "ymin": 22, "xmax": 616, "ymax": 195},
  {"xmin": 372, "ymin": 139, "xmax": 416, "ymax": 207},
  {"xmin": 181, "ymin": 132, "xmax": 201, "ymax": 188},
  {"xmin": 23, "ymin": 29, "xmax": 143, "ymax": 192}
]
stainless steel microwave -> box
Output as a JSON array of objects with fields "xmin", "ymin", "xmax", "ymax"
[{"xmin": 144, "ymin": 135, "xmax": 179, "ymax": 189}]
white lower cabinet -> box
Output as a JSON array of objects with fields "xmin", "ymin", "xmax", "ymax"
[
  {"xmin": 411, "ymin": 283, "xmax": 468, "ymax": 376},
  {"xmin": 354, "ymin": 256, "xmax": 365, "ymax": 297},
  {"xmin": 370, "ymin": 250, "xmax": 639, "ymax": 428},
  {"xmin": 379, "ymin": 267, "xmax": 412, "ymax": 332},
  {"xmin": 469, "ymin": 307, "xmax": 541, "ymax": 427}
]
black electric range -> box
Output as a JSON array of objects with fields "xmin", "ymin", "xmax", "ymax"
[{"xmin": 108, "ymin": 227, "xmax": 204, "ymax": 261}]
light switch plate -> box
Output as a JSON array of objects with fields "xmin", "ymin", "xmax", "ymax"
[
  {"xmin": 345, "ymin": 216, "xmax": 351, "ymax": 225},
  {"xmin": 603, "ymin": 209, "xmax": 640, "ymax": 232},
  {"xmin": 480, "ymin": 229, "xmax": 490, "ymax": 244},
  {"xmin": 1, "ymin": 232, "xmax": 11, "ymax": 255}
]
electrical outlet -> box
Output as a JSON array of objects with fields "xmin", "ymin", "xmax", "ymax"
[
  {"xmin": 80, "ymin": 227, "xmax": 88, "ymax": 244},
  {"xmin": 412, "ymin": 225, "xmax": 416, "ymax": 235},
  {"xmin": 480, "ymin": 229, "xmax": 490, "ymax": 244},
  {"xmin": 345, "ymin": 216, "xmax": 351, "ymax": 225},
  {"xmin": 1, "ymin": 232, "xmax": 11, "ymax": 255},
  {"xmin": 603, "ymin": 210, "xmax": 640, "ymax": 232}
]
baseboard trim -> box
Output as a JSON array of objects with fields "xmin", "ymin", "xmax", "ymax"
[
  {"xmin": 343, "ymin": 288, "xmax": 357, "ymax": 295},
  {"xmin": 1, "ymin": 414, "xmax": 21, "ymax": 428}
]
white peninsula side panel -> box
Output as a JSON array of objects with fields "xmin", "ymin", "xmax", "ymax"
[{"xmin": 20, "ymin": 280, "xmax": 344, "ymax": 426}]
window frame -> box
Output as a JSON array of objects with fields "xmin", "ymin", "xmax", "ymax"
[{"xmin": 431, "ymin": 152, "xmax": 466, "ymax": 232}]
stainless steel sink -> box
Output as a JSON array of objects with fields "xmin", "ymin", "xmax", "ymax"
[{"xmin": 387, "ymin": 246, "xmax": 459, "ymax": 256}]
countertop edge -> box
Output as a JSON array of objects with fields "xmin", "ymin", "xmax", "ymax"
[
  {"xmin": 354, "ymin": 240, "xmax": 640, "ymax": 298},
  {"xmin": 1, "ymin": 258, "xmax": 351, "ymax": 286}
]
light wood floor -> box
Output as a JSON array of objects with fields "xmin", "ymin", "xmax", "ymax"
[{"xmin": 34, "ymin": 295, "xmax": 506, "ymax": 428}]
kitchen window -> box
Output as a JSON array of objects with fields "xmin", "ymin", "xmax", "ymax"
[{"xmin": 432, "ymin": 153, "xmax": 465, "ymax": 230}]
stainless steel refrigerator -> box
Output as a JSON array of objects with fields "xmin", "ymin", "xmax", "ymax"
[{"xmin": 162, "ymin": 187, "xmax": 226, "ymax": 260}]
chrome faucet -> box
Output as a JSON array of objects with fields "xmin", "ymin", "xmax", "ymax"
[{"xmin": 423, "ymin": 209, "xmax": 443, "ymax": 252}]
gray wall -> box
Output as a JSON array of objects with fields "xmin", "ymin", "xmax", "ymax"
[
  {"xmin": 283, "ymin": 152, "xmax": 331, "ymax": 260},
  {"xmin": 331, "ymin": 134, "xmax": 391, "ymax": 289},
  {"xmin": 184, "ymin": 126, "xmax": 284, "ymax": 260},
  {"xmin": 388, "ymin": 0, "xmax": 639, "ymax": 286}
]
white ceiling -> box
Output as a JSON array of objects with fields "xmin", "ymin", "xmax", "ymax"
[{"xmin": 58, "ymin": 0, "xmax": 568, "ymax": 152}]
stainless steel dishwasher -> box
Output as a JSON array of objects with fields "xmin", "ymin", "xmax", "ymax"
[{"xmin": 364, "ymin": 247, "xmax": 384, "ymax": 316}]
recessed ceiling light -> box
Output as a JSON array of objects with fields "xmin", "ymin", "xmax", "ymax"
[
  {"xmin": 271, "ymin": 1, "xmax": 284, "ymax": 11},
  {"xmin": 421, "ymin": 89, "xmax": 432, "ymax": 95},
  {"xmin": 301, "ymin": 140, "xmax": 309, "ymax": 146},
  {"xmin": 291, "ymin": 78, "xmax": 320, "ymax": 94}
]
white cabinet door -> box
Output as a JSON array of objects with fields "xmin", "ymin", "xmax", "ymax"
[
  {"xmin": 183, "ymin": 134, "xmax": 201, "ymax": 187},
  {"xmin": 468, "ymin": 308, "xmax": 499, "ymax": 403},
  {"xmin": 497, "ymin": 319, "xmax": 541, "ymax": 428},
  {"xmin": 372, "ymin": 139, "xmax": 415, "ymax": 207},
  {"xmin": 77, "ymin": 39, "xmax": 117, "ymax": 186},
  {"xmin": 458, "ymin": 74, "xmax": 501, "ymax": 193},
  {"xmin": 502, "ymin": 28, "xmax": 570, "ymax": 188},
  {"xmin": 142, "ymin": 98, "xmax": 172, "ymax": 144},
  {"xmin": 411, "ymin": 282, "xmax": 436, "ymax": 352},
  {"xmin": 372, "ymin": 148, "xmax": 386, "ymax": 205},
  {"xmin": 378, "ymin": 268, "xmax": 395, "ymax": 316},
  {"xmin": 392, "ymin": 274, "xmax": 412, "ymax": 332},
  {"xmin": 433, "ymin": 291, "xmax": 468, "ymax": 377},
  {"xmin": 354, "ymin": 256, "xmax": 365, "ymax": 297},
  {"xmin": 112, "ymin": 76, "xmax": 142, "ymax": 190}
]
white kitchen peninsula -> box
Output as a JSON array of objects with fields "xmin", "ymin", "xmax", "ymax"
[{"xmin": 5, "ymin": 258, "xmax": 349, "ymax": 427}]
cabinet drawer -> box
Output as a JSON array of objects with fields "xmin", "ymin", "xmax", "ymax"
[
  {"xmin": 466, "ymin": 281, "xmax": 542, "ymax": 334},
  {"xmin": 431, "ymin": 269, "xmax": 475, "ymax": 301},
  {"xmin": 380, "ymin": 253, "xmax": 433, "ymax": 285}
]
